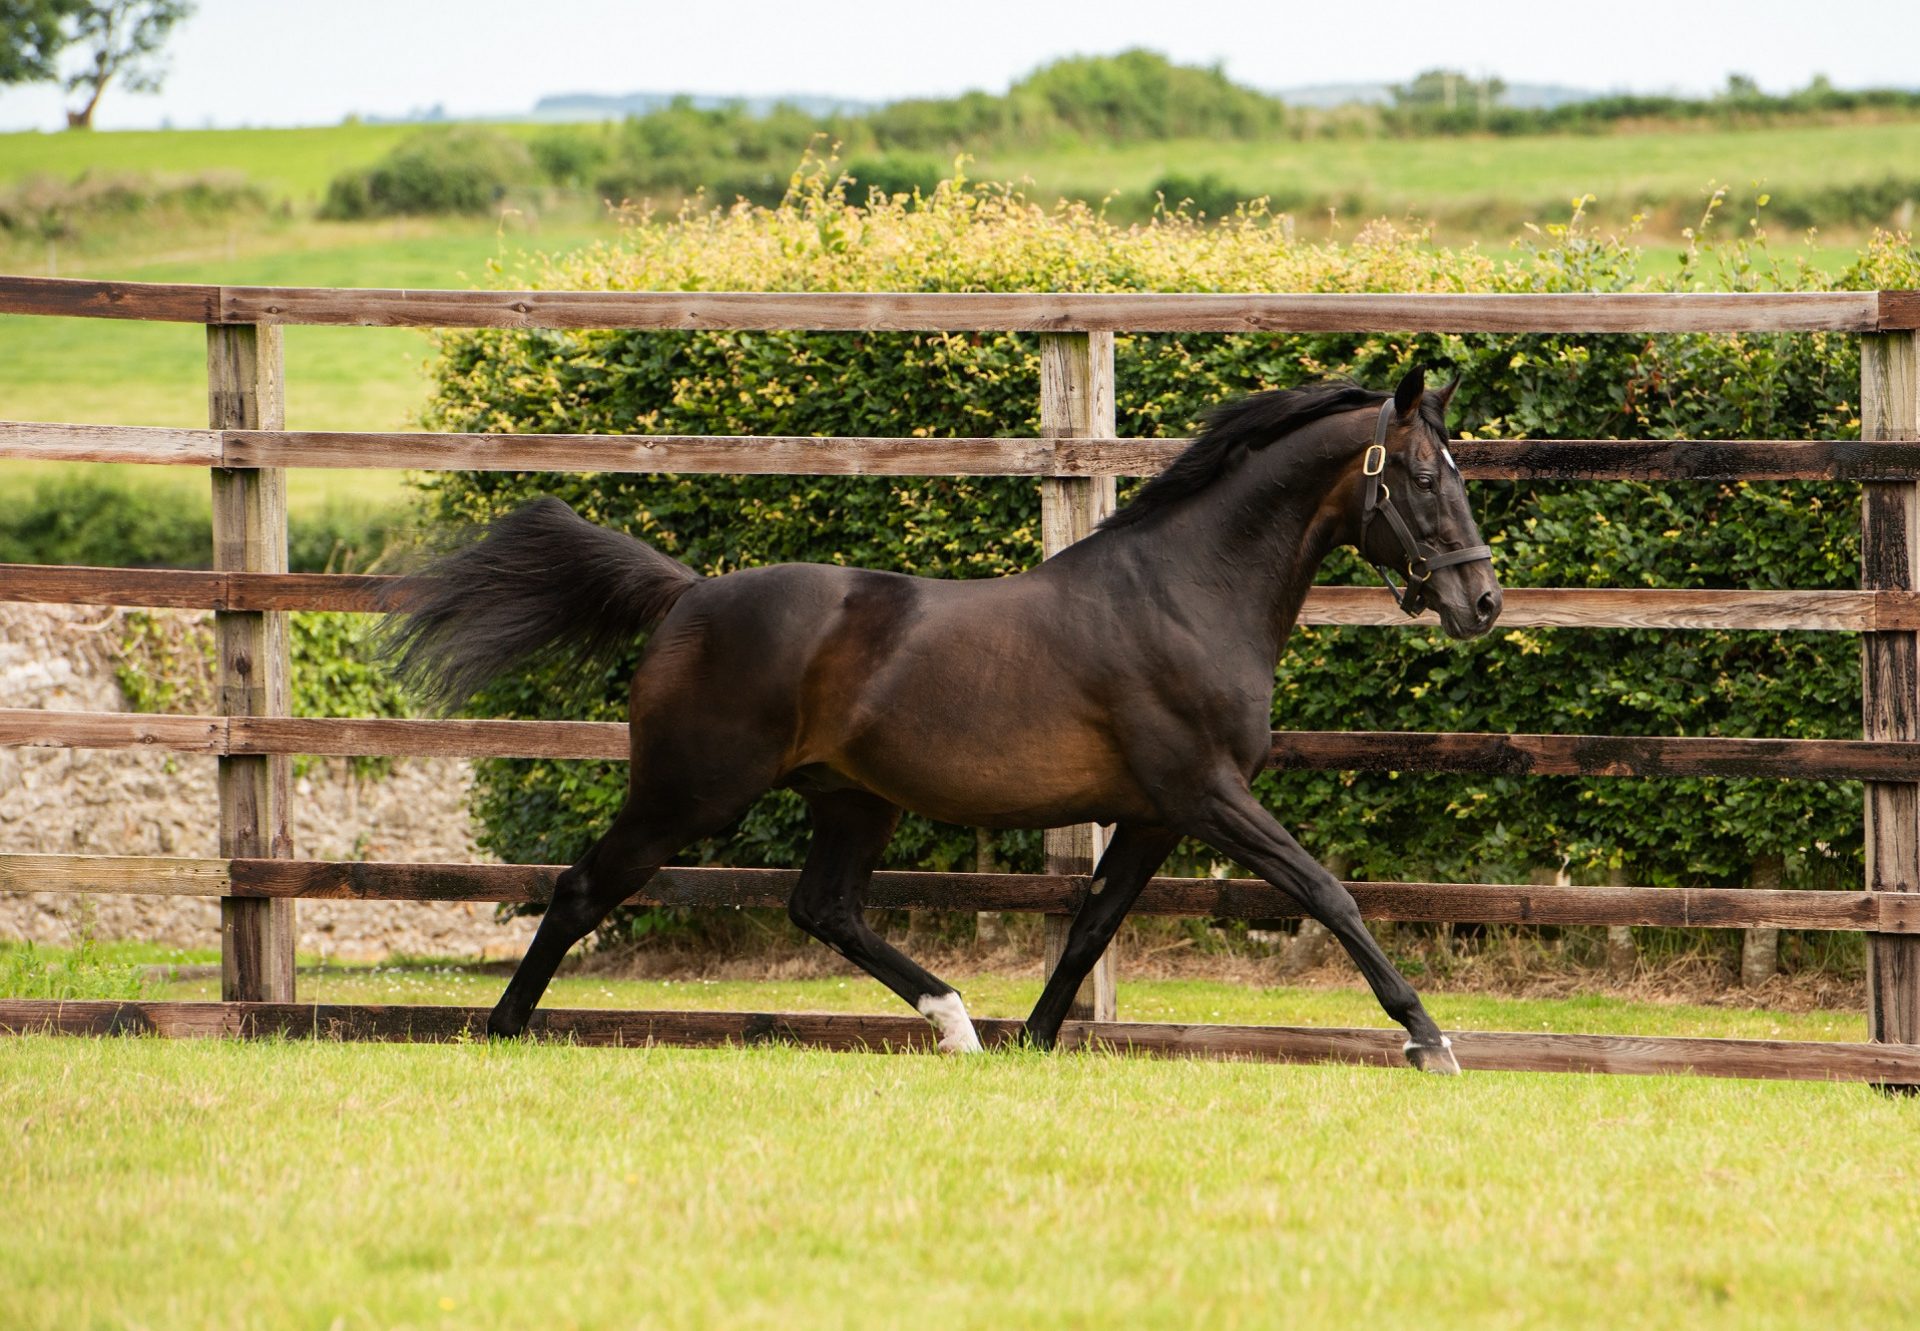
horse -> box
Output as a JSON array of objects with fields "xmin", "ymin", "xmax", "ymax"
[{"xmin": 384, "ymin": 367, "xmax": 1501, "ymax": 1073}]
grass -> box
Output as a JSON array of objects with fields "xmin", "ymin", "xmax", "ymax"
[
  {"xmin": 0, "ymin": 121, "xmax": 560, "ymax": 203},
  {"xmin": 976, "ymin": 119, "xmax": 1920, "ymax": 232},
  {"xmin": 2, "ymin": 1019, "xmax": 1915, "ymax": 1329},
  {"xmin": 4, "ymin": 951, "xmax": 1905, "ymax": 1326}
]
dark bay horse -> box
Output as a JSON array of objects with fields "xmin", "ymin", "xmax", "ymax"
[{"xmin": 386, "ymin": 368, "xmax": 1502, "ymax": 1072}]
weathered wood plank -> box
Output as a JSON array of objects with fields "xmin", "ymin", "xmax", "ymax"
[
  {"xmin": 1862, "ymin": 329, "xmax": 1920, "ymax": 1047},
  {"xmin": 12, "ymin": 853, "xmax": 1916, "ymax": 931},
  {"xmin": 227, "ymin": 716, "xmax": 630, "ymax": 759},
  {"xmin": 0, "ymin": 709, "xmax": 225, "ymax": 751},
  {"xmin": 0, "ymin": 566, "xmax": 393, "ymax": 612},
  {"xmin": 1297, "ymin": 586, "xmax": 1920, "ymax": 631},
  {"xmin": 223, "ymin": 429, "xmax": 1086, "ymax": 475},
  {"xmin": 0, "ymin": 277, "xmax": 1893, "ymax": 332},
  {"xmin": 0, "ymin": 275, "xmax": 217, "ymax": 322},
  {"xmin": 1039, "ymin": 330, "xmax": 1118, "ymax": 1022},
  {"xmin": 1881, "ymin": 291, "xmax": 1920, "ymax": 331},
  {"xmin": 4, "ymin": 999, "xmax": 1916, "ymax": 1082},
  {"xmin": 7, "ymin": 420, "xmax": 1919, "ymax": 481},
  {"xmin": 208, "ymin": 323, "xmax": 295, "ymax": 1004},
  {"xmin": 5, "ymin": 709, "xmax": 1912, "ymax": 777},
  {"xmin": 1267, "ymin": 730, "xmax": 1911, "ymax": 779},
  {"xmin": 1446, "ymin": 438, "xmax": 1920, "ymax": 481},
  {"xmin": 9, "ymin": 565, "xmax": 1914, "ymax": 633},
  {"xmin": 0, "ymin": 853, "xmax": 233, "ymax": 896},
  {"xmin": 0, "ymin": 420, "xmax": 221, "ymax": 465}
]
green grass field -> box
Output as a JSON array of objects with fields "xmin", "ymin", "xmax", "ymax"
[
  {"xmin": 2, "ymin": 960, "xmax": 1914, "ymax": 1330},
  {"xmin": 0, "ymin": 121, "xmax": 562, "ymax": 203},
  {"xmin": 976, "ymin": 120, "xmax": 1920, "ymax": 221}
]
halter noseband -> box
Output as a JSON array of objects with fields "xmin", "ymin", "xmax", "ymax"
[{"xmin": 1359, "ymin": 399, "xmax": 1493, "ymax": 617}]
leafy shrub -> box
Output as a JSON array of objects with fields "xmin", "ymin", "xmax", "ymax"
[
  {"xmin": 0, "ymin": 170, "xmax": 271, "ymax": 241},
  {"xmin": 0, "ymin": 476, "xmax": 412, "ymax": 573},
  {"xmin": 421, "ymin": 165, "xmax": 1920, "ymax": 916},
  {"xmin": 844, "ymin": 154, "xmax": 945, "ymax": 201},
  {"xmin": 529, "ymin": 126, "xmax": 612, "ymax": 188},
  {"xmin": 320, "ymin": 127, "xmax": 535, "ymax": 220}
]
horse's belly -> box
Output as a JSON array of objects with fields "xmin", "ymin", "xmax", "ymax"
[{"xmin": 835, "ymin": 722, "xmax": 1153, "ymax": 828}]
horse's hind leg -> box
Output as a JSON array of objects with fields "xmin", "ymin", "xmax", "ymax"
[
  {"xmin": 486, "ymin": 806, "xmax": 671, "ymax": 1037},
  {"xmin": 788, "ymin": 789, "xmax": 983, "ymax": 1054},
  {"xmin": 487, "ymin": 776, "xmax": 762, "ymax": 1038}
]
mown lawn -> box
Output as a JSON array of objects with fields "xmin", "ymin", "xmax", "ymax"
[
  {"xmin": 3, "ymin": 952, "xmax": 1912, "ymax": 1327},
  {"xmin": 2, "ymin": 1020, "xmax": 1915, "ymax": 1330}
]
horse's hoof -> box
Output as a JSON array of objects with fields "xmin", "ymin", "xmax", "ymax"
[
  {"xmin": 1404, "ymin": 1036, "xmax": 1460, "ymax": 1075},
  {"xmin": 918, "ymin": 992, "xmax": 983, "ymax": 1054},
  {"xmin": 485, "ymin": 1013, "xmax": 525, "ymax": 1040}
]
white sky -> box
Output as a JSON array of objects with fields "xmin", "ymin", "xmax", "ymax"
[{"xmin": 1, "ymin": 0, "xmax": 1916, "ymax": 132}]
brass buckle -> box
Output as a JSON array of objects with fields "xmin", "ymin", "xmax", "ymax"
[
  {"xmin": 1408, "ymin": 555, "xmax": 1432, "ymax": 582},
  {"xmin": 1362, "ymin": 444, "xmax": 1387, "ymax": 476}
]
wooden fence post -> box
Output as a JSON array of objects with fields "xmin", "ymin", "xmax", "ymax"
[
  {"xmin": 1863, "ymin": 329, "xmax": 1920, "ymax": 1047},
  {"xmin": 209, "ymin": 324, "xmax": 295, "ymax": 1002},
  {"xmin": 1038, "ymin": 331, "xmax": 1117, "ymax": 1022}
]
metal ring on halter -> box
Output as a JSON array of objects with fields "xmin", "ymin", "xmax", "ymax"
[{"xmin": 1362, "ymin": 444, "xmax": 1387, "ymax": 476}]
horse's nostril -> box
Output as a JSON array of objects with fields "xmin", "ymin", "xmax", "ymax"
[{"xmin": 1476, "ymin": 590, "xmax": 1500, "ymax": 621}]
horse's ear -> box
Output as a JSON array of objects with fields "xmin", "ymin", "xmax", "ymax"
[
  {"xmin": 1393, "ymin": 365, "xmax": 1426, "ymax": 418},
  {"xmin": 1433, "ymin": 375, "xmax": 1460, "ymax": 414}
]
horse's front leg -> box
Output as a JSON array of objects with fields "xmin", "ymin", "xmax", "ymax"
[
  {"xmin": 1178, "ymin": 780, "xmax": 1458, "ymax": 1074},
  {"xmin": 1024, "ymin": 823, "xmax": 1179, "ymax": 1049}
]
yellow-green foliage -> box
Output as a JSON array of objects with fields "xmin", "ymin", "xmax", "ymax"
[{"xmin": 426, "ymin": 165, "xmax": 1920, "ymax": 923}]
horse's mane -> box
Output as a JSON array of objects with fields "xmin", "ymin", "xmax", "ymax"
[{"xmin": 1101, "ymin": 381, "xmax": 1440, "ymax": 532}]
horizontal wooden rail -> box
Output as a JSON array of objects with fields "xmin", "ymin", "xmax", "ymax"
[
  {"xmin": 2, "ymin": 276, "xmax": 1916, "ymax": 332},
  {"xmin": 2, "ymin": 709, "xmax": 1909, "ymax": 777},
  {"xmin": 6, "ymin": 564, "xmax": 1915, "ymax": 631},
  {"xmin": 9, "ymin": 421, "xmax": 1920, "ymax": 480},
  {"xmin": 6, "ymin": 852, "xmax": 1916, "ymax": 932},
  {"xmin": 2, "ymin": 999, "xmax": 1914, "ymax": 1081}
]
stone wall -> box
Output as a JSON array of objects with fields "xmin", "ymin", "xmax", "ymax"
[{"xmin": 0, "ymin": 603, "xmax": 536, "ymax": 962}]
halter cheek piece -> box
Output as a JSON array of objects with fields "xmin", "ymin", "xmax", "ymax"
[{"xmin": 1359, "ymin": 400, "xmax": 1493, "ymax": 617}]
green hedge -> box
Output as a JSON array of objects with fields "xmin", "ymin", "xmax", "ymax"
[{"xmin": 420, "ymin": 169, "xmax": 1920, "ymax": 899}]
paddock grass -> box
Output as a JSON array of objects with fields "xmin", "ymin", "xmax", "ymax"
[
  {"xmin": 5, "ymin": 950, "xmax": 1910, "ymax": 1326},
  {"xmin": 3, "ymin": 1018, "xmax": 1916, "ymax": 1330}
]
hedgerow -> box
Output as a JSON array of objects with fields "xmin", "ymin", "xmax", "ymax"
[{"xmin": 421, "ymin": 165, "xmax": 1920, "ymax": 910}]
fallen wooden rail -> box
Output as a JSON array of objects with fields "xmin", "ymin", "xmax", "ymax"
[
  {"xmin": 8, "ymin": 563, "xmax": 1919, "ymax": 631},
  {"xmin": 10, "ymin": 420, "xmax": 1920, "ymax": 481},
  {"xmin": 5, "ymin": 853, "xmax": 1916, "ymax": 932},
  {"xmin": 3, "ymin": 999, "xmax": 1915, "ymax": 1082}
]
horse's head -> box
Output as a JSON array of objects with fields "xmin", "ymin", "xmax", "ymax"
[{"xmin": 1354, "ymin": 367, "xmax": 1501, "ymax": 639}]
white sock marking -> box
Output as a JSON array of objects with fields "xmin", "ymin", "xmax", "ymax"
[{"xmin": 917, "ymin": 991, "xmax": 983, "ymax": 1054}]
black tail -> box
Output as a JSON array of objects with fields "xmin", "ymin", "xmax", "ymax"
[{"xmin": 381, "ymin": 497, "xmax": 700, "ymax": 711}]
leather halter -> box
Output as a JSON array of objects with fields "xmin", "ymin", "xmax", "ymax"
[{"xmin": 1359, "ymin": 399, "xmax": 1493, "ymax": 617}]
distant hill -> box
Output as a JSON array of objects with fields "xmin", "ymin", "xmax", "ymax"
[
  {"xmin": 1273, "ymin": 81, "xmax": 1602, "ymax": 109},
  {"xmin": 529, "ymin": 91, "xmax": 877, "ymax": 121}
]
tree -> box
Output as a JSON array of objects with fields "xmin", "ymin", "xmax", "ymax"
[
  {"xmin": 62, "ymin": 0, "xmax": 192, "ymax": 129},
  {"xmin": 0, "ymin": 0, "xmax": 81, "ymax": 86},
  {"xmin": 1390, "ymin": 68, "xmax": 1506, "ymax": 114}
]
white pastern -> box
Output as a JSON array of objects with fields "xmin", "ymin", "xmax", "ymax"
[{"xmin": 917, "ymin": 991, "xmax": 983, "ymax": 1054}]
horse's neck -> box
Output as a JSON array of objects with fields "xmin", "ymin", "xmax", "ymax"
[{"xmin": 1102, "ymin": 414, "xmax": 1359, "ymax": 659}]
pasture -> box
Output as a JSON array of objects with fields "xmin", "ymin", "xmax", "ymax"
[{"xmin": 2, "ymin": 978, "xmax": 1916, "ymax": 1330}]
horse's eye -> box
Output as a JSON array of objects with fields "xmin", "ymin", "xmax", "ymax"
[{"xmin": 1415, "ymin": 474, "xmax": 1436, "ymax": 491}]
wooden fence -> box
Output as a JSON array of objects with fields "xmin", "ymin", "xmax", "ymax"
[{"xmin": 3, "ymin": 273, "xmax": 1919, "ymax": 1083}]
